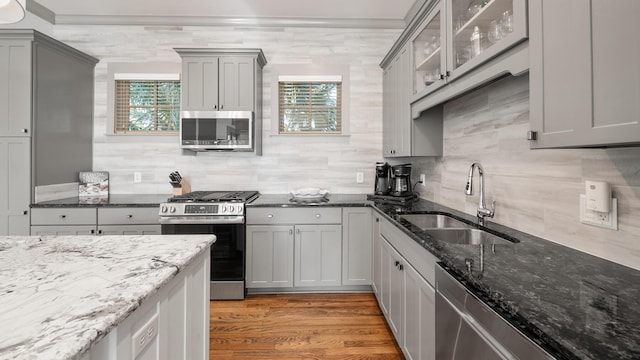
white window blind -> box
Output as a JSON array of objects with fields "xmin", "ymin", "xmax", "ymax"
[
  {"xmin": 114, "ymin": 79, "xmax": 180, "ymax": 134},
  {"xmin": 278, "ymin": 76, "xmax": 342, "ymax": 134}
]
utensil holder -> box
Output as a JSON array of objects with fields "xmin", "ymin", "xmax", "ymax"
[{"xmin": 172, "ymin": 178, "xmax": 191, "ymax": 196}]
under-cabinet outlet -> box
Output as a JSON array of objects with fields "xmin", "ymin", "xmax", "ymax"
[
  {"xmin": 579, "ymin": 195, "xmax": 618, "ymax": 230},
  {"xmin": 134, "ymin": 172, "xmax": 142, "ymax": 183},
  {"xmin": 419, "ymin": 174, "xmax": 426, "ymax": 186},
  {"xmin": 131, "ymin": 313, "xmax": 158, "ymax": 358},
  {"xmin": 356, "ymin": 172, "xmax": 364, "ymax": 184}
]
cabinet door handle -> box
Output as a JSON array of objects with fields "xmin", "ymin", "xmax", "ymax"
[
  {"xmin": 98, "ymin": 229, "xmax": 102, "ymax": 235},
  {"xmin": 213, "ymin": 105, "xmax": 217, "ymax": 110},
  {"xmin": 23, "ymin": 210, "xmax": 28, "ymax": 215},
  {"xmin": 289, "ymin": 229, "xmax": 293, "ymax": 235},
  {"xmin": 127, "ymin": 214, "xmax": 133, "ymax": 218},
  {"xmin": 21, "ymin": 128, "xmax": 28, "ymax": 133},
  {"xmin": 395, "ymin": 260, "xmax": 400, "ymax": 268},
  {"xmin": 375, "ymin": 217, "xmax": 380, "ymax": 222},
  {"xmin": 220, "ymin": 104, "xmax": 224, "ymax": 110},
  {"xmin": 91, "ymin": 229, "xmax": 95, "ymax": 234},
  {"xmin": 398, "ymin": 264, "xmax": 404, "ymax": 271},
  {"xmin": 527, "ymin": 131, "xmax": 538, "ymax": 141},
  {"xmin": 439, "ymin": 73, "xmax": 445, "ymax": 80},
  {"xmin": 267, "ymin": 214, "xmax": 274, "ymax": 218},
  {"xmin": 296, "ymin": 228, "xmax": 300, "ymax": 235}
]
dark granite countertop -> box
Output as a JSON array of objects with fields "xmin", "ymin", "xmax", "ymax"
[
  {"xmin": 31, "ymin": 194, "xmax": 171, "ymax": 208},
  {"xmin": 250, "ymin": 194, "xmax": 640, "ymax": 360},
  {"xmin": 248, "ymin": 193, "xmax": 369, "ymax": 207}
]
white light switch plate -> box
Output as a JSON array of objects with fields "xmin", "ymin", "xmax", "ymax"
[{"xmin": 580, "ymin": 195, "xmax": 618, "ymax": 230}]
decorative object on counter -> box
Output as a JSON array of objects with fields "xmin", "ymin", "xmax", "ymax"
[
  {"xmin": 289, "ymin": 187, "xmax": 329, "ymax": 200},
  {"xmin": 78, "ymin": 171, "xmax": 109, "ymax": 201},
  {"xmin": 168, "ymin": 171, "xmax": 191, "ymax": 195}
]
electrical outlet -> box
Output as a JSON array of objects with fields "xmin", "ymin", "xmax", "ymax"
[
  {"xmin": 131, "ymin": 313, "xmax": 158, "ymax": 358},
  {"xmin": 134, "ymin": 172, "xmax": 142, "ymax": 183},
  {"xmin": 419, "ymin": 174, "xmax": 426, "ymax": 187},
  {"xmin": 579, "ymin": 195, "xmax": 618, "ymax": 230},
  {"xmin": 356, "ymin": 172, "xmax": 364, "ymax": 184}
]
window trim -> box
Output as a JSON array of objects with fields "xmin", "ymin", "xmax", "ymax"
[
  {"xmin": 106, "ymin": 62, "xmax": 181, "ymax": 136},
  {"xmin": 270, "ymin": 64, "xmax": 350, "ymax": 137}
]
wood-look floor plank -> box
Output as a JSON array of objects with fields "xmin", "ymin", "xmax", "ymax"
[{"xmin": 210, "ymin": 293, "xmax": 404, "ymax": 359}]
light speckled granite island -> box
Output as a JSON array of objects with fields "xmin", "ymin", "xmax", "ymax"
[{"xmin": 0, "ymin": 234, "xmax": 215, "ymax": 360}]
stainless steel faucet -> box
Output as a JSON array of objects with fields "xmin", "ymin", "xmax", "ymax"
[{"xmin": 465, "ymin": 162, "xmax": 495, "ymax": 225}]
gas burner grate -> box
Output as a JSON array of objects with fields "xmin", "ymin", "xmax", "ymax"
[{"xmin": 168, "ymin": 190, "xmax": 260, "ymax": 203}]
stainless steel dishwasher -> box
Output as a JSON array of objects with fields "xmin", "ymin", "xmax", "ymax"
[{"xmin": 435, "ymin": 265, "xmax": 554, "ymax": 360}]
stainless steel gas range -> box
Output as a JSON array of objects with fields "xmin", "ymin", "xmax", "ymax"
[{"xmin": 159, "ymin": 190, "xmax": 260, "ymax": 300}]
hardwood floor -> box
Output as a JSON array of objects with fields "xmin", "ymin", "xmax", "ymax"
[{"xmin": 210, "ymin": 293, "xmax": 404, "ymax": 359}]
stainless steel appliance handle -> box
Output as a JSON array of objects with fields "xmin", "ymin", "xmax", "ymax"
[{"xmin": 159, "ymin": 216, "xmax": 245, "ymax": 225}]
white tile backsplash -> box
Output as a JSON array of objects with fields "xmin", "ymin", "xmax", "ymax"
[
  {"xmin": 410, "ymin": 74, "xmax": 640, "ymax": 271},
  {"xmin": 51, "ymin": 25, "xmax": 639, "ymax": 270}
]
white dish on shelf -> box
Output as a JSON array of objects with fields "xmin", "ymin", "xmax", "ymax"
[{"xmin": 289, "ymin": 188, "xmax": 329, "ymax": 199}]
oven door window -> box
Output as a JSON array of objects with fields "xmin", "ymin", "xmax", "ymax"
[{"xmin": 161, "ymin": 223, "xmax": 244, "ymax": 281}]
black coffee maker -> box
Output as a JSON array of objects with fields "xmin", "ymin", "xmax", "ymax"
[
  {"xmin": 390, "ymin": 164, "xmax": 412, "ymax": 197},
  {"xmin": 374, "ymin": 162, "xmax": 391, "ymax": 195}
]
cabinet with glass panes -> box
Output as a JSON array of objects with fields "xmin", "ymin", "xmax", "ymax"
[{"xmin": 412, "ymin": 0, "xmax": 527, "ymax": 99}]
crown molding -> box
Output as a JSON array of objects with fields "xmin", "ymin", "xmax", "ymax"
[
  {"xmin": 25, "ymin": 0, "xmax": 55, "ymax": 23},
  {"xmin": 51, "ymin": 14, "xmax": 406, "ymax": 29}
]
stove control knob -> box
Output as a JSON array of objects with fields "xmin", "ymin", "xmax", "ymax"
[
  {"xmin": 169, "ymin": 206, "xmax": 176, "ymax": 213},
  {"xmin": 221, "ymin": 206, "xmax": 227, "ymax": 213},
  {"xmin": 160, "ymin": 205, "xmax": 168, "ymax": 213}
]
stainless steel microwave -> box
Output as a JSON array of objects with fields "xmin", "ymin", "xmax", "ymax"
[{"xmin": 180, "ymin": 111, "xmax": 254, "ymax": 152}]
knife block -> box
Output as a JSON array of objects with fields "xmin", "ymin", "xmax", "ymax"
[{"xmin": 172, "ymin": 178, "xmax": 191, "ymax": 196}]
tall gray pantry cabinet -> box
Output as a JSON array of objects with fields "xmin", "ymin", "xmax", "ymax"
[{"xmin": 0, "ymin": 30, "xmax": 98, "ymax": 235}]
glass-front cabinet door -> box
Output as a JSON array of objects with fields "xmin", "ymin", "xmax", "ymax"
[
  {"xmin": 448, "ymin": 0, "xmax": 527, "ymax": 79},
  {"xmin": 410, "ymin": 0, "xmax": 527, "ymax": 101},
  {"xmin": 412, "ymin": 2, "xmax": 445, "ymax": 97}
]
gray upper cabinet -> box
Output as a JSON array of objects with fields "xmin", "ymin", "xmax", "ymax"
[
  {"xmin": 175, "ymin": 49, "xmax": 267, "ymax": 112},
  {"xmin": 0, "ymin": 39, "xmax": 31, "ymax": 136},
  {"xmin": 529, "ymin": 0, "xmax": 640, "ymax": 148},
  {"xmin": 0, "ymin": 30, "xmax": 97, "ymax": 236},
  {"xmin": 382, "ymin": 43, "xmax": 444, "ymax": 158}
]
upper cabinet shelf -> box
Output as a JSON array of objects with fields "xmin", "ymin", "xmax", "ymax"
[{"xmin": 408, "ymin": 0, "xmax": 528, "ymax": 104}]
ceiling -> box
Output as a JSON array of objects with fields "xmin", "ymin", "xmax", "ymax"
[{"xmin": 31, "ymin": 0, "xmax": 418, "ymax": 28}]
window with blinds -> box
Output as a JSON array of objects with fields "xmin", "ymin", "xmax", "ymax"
[
  {"xmin": 278, "ymin": 76, "xmax": 342, "ymax": 134},
  {"xmin": 114, "ymin": 79, "xmax": 180, "ymax": 134}
]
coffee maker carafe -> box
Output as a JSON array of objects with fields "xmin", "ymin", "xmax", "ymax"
[
  {"xmin": 374, "ymin": 162, "xmax": 391, "ymax": 195},
  {"xmin": 391, "ymin": 164, "xmax": 412, "ymax": 197}
]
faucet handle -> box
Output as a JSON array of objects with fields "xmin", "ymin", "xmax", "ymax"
[{"xmin": 478, "ymin": 199, "xmax": 496, "ymax": 219}]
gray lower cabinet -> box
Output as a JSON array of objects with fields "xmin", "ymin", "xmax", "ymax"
[
  {"xmin": 246, "ymin": 207, "xmax": 376, "ymax": 291},
  {"xmin": 31, "ymin": 208, "xmax": 97, "ymax": 235},
  {"xmin": 342, "ymin": 208, "xmax": 373, "ymax": 286},
  {"xmin": 97, "ymin": 207, "xmax": 161, "ymax": 235},
  {"xmin": 0, "ymin": 138, "xmax": 30, "ymax": 235},
  {"xmin": 31, "ymin": 207, "xmax": 161, "ymax": 236},
  {"xmin": 246, "ymin": 225, "xmax": 295, "ymax": 288},
  {"xmin": 375, "ymin": 215, "xmax": 437, "ymax": 360},
  {"xmin": 529, "ymin": 0, "xmax": 640, "ymax": 148}
]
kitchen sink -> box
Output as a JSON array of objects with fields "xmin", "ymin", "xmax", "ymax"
[
  {"xmin": 424, "ymin": 228, "xmax": 518, "ymax": 245},
  {"xmin": 399, "ymin": 214, "xmax": 473, "ymax": 230}
]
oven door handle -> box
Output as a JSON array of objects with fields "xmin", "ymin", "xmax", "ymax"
[{"xmin": 159, "ymin": 216, "xmax": 245, "ymax": 225}]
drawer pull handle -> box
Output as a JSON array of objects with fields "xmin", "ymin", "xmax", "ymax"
[
  {"xmin": 315, "ymin": 214, "xmax": 321, "ymax": 218},
  {"xmin": 60, "ymin": 215, "xmax": 66, "ymax": 219},
  {"xmin": 127, "ymin": 215, "xmax": 133, "ymax": 218},
  {"xmin": 267, "ymin": 214, "xmax": 274, "ymax": 218},
  {"xmin": 91, "ymin": 229, "xmax": 95, "ymax": 234}
]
